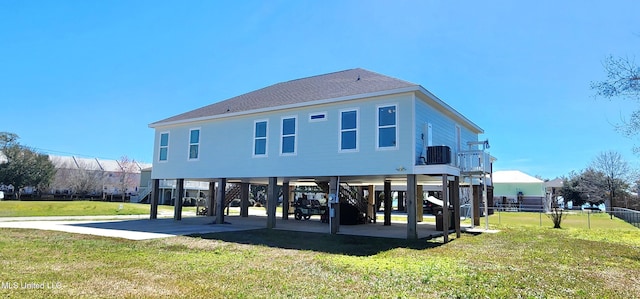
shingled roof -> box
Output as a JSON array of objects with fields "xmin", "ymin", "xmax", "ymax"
[{"xmin": 151, "ymin": 68, "xmax": 418, "ymax": 126}]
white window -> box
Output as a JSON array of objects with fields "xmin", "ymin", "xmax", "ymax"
[
  {"xmin": 377, "ymin": 104, "xmax": 397, "ymax": 149},
  {"xmin": 339, "ymin": 109, "xmax": 358, "ymax": 152},
  {"xmin": 159, "ymin": 132, "xmax": 169, "ymax": 162},
  {"xmin": 253, "ymin": 120, "xmax": 268, "ymax": 157},
  {"xmin": 281, "ymin": 116, "xmax": 297, "ymax": 155},
  {"xmin": 188, "ymin": 129, "xmax": 200, "ymax": 160}
]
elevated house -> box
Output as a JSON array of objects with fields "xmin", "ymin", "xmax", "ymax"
[
  {"xmin": 148, "ymin": 68, "xmax": 493, "ymax": 240},
  {"xmin": 137, "ymin": 167, "xmax": 210, "ymax": 205}
]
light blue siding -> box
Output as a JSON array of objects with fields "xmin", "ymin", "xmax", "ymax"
[
  {"xmin": 413, "ymin": 97, "xmax": 479, "ymax": 165},
  {"xmin": 152, "ymin": 93, "xmax": 416, "ymax": 179}
]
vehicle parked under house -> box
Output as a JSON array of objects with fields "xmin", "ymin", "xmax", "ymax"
[{"xmin": 148, "ymin": 68, "xmax": 494, "ymax": 241}]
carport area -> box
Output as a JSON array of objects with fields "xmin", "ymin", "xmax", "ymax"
[
  {"xmin": 269, "ymin": 213, "xmax": 450, "ymax": 239},
  {"xmin": 275, "ymin": 219, "xmax": 454, "ymax": 239},
  {"xmin": 153, "ymin": 172, "xmax": 472, "ymax": 242}
]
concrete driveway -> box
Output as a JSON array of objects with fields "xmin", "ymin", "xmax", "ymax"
[
  {"xmin": 0, "ymin": 211, "xmax": 483, "ymax": 241},
  {"xmin": 0, "ymin": 215, "xmax": 264, "ymax": 240}
]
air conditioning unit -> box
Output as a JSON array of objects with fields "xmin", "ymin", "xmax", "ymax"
[{"xmin": 426, "ymin": 146, "xmax": 451, "ymax": 165}]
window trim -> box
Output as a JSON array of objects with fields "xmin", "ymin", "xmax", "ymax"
[
  {"xmin": 280, "ymin": 115, "xmax": 298, "ymax": 156},
  {"xmin": 158, "ymin": 131, "xmax": 169, "ymax": 162},
  {"xmin": 253, "ymin": 119, "xmax": 269, "ymax": 158},
  {"xmin": 339, "ymin": 108, "xmax": 359, "ymax": 153},
  {"xmin": 308, "ymin": 112, "xmax": 327, "ymax": 122},
  {"xmin": 188, "ymin": 128, "xmax": 200, "ymax": 161},
  {"xmin": 376, "ymin": 103, "xmax": 399, "ymax": 150}
]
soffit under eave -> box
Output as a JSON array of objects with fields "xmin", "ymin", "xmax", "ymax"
[{"xmin": 415, "ymin": 89, "xmax": 484, "ymax": 134}]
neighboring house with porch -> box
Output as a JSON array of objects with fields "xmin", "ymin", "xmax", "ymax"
[
  {"xmin": 148, "ymin": 68, "xmax": 493, "ymax": 241},
  {"xmin": 493, "ymin": 170, "xmax": 546, "ymax": 211},
  {"xmin": 544, "ymin": 177, "xmax": 564, "ymax": 211},
  {"xmin": 135, "ymin": 167, "xmax": 210, "ymax": 205}
]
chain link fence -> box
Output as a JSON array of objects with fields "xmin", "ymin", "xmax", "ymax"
[
  {"xmin": 469, "ymin": 204, "xmax": 640, "ymax": 229},
  {"xmin": 610, "ymin": 207, "xmax": 640, "ymax": 228}
]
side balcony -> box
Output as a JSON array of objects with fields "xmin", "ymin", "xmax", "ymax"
[
  {"xmin": 414, "ymin": 146, "xmax": 492, "ymax": 176},
  {"xmin": 457, "ymin": 150, "xmax": 492, "ymax": 175}
]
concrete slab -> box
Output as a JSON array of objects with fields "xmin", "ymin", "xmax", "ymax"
[
  {"xmin": 0, "ymin": 214, "xmax": 170, "ymax": 222},
  {"xmin": 0, "ymin": 209, "xmax": 486, "ymax": 241},
  {"xmin": 463, "ymin": 227, "xmax": 500, "ymax": 234},
  {"xmin": 0, "ymin": 220, "xmax": 175, "ymax": 240},
  {"xmin": 0, "ymin": 216, "xmax": 265, "ymax": 240}
]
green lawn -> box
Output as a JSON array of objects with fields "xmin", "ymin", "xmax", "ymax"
[
  {"xmin": 0, "ymin": 212, "xmax": 638, "ymax": 298},
  {"xmin": 0, "ymin": 201, "xmax": 409, "ymax": 221},
  {"xmin": 0, "ymin": 200, "xmax": 194, "ymax": 217},
  {"xmin": 486, "ymin": 210, "xmax": 633, "ymax": 230}
]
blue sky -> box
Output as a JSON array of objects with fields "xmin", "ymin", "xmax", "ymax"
[{"xmin": 1, "ymin": 0, "xmax": 639, "ymax": 180}]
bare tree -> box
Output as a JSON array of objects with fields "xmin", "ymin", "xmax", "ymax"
[
  {"xmin": 116, "ymin": 156, "xmax": 139, "ymax": 202},
  {"xmin": 592, "ymin": 55, "xmax": 640, "ymax": 100},
  {"xmin": 590, "ymin": 151, "xmax": 632, "ymax": 209},
  {"xmin": 592, "ymin": 56, "xmax": 640, "ymax": 152},
  {"xmin": 51, "ymin": 158, "xmax": 106, "ymax": 199},
  {"xmin": 50, "ymin": 158, "xmax": 75, "ymax": 198},
  {"xmin": 70, "ymin": 160, "xmax": 105, "ymax": 199}
]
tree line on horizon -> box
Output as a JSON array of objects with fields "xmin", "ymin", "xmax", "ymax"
[
  {"xmin": 0, "ymin": 132, "xmax": 55, "ymax": 199},
  {"xmin": 556, "ymin": 53, "xmax": 640, "ymax": 210},
  {"xmin": 557, "ymin": 150, "xmax": 637, "ymax": 210},
  {"xmin": 0, "ymin": 132, "xmax": 139, "ymax": 201}
]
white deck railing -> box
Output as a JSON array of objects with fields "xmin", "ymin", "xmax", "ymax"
[{"xmin": 457, "ymin": 150, "xmax": 491, "ymax": 174}]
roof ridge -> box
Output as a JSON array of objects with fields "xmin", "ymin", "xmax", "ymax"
[
  {"xmin": 354, "ymin": 68, "xmax": 418, "ymax": 86},
  {"xmin": 151, "ymin": 68, "xmax": 422, "ymax": 126},
  {"xmin": 277, "ymin": 68, "xmax": 361, "ymax": 84},
  {"xmin": 249, "ymin": 67, "xmax": 418, "ymax": 93}
]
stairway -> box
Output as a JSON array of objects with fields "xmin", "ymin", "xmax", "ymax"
[
  {"xmin": 316, "ymin": 182, "xmax": 330, "ymax": 196},
  {"xmin": 224, "ymin": 183, "xmax": 242, "ymax": 207},
  {"xmin": 131, "ymin": 187, "xmax": 151, "ymax": 203},
  {"xmin": 339, "ymin": 182, "xmax": 368, "ymax": 216},
  {"xmin": 316, "ymin": 181, "xmax": 368, "ymax": 224}
]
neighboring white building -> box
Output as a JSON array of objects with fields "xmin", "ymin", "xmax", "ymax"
[
  {"xmin": 48, "ymin": 155, "xmax": 151, "ymax": 199},
  {"xmin": 148, "ymin": 68, "xmax": 493, "ymax": 240},
  {"xmin": 1, "ymin": 150, "xmax": 151, "ymax": 200},
  {"xmin": 493, "ymin": 170, "xmax": 546, "ymax": 211}
]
